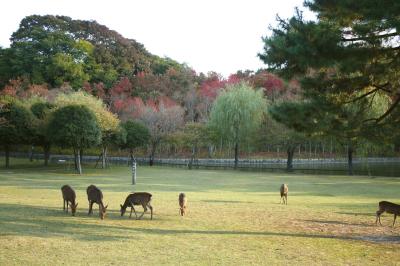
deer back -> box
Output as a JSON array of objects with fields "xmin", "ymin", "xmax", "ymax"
[
  {"xmin": 128, "ymin": 192, "xmax": 152, "ymax": 205},
  {"xmin": 61, "ymin": 185, "xmax": 76, "ymax": 203},
  {"xmin": 87, "ymin": 185, "xmax": 103, "ymax": 204},
  {"xmin": 179, "ymin": 193, "xmax": 187, "ymax": 207},
  {"xmin": 280, "ymin": 184, "xmax": 288, "ymax": 196},
  {"xmin": 379, "ymin": 201, "xmax": 400, "ymax": 214}
]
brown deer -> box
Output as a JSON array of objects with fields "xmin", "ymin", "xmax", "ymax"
[
  {"xmin": 61, "ymin": 185, "xmax": 78, "ymax": 216},
  {"xmin": 179, "ymin": 193, "xmax": 187, "ymax": 216},
  {"xmin": 376, "ymin": 201, "xmax": 400, "ymax": 227},
  {"xmin": 280, "ymin": 184, "xmax": 288, "ymax": 205},
  {"xmin": 120, "ymin": 192, "xmax": 153, "ymax": 220},
  {"xmin": 86, "ymin": 185, "xmax": 108, "ymax": 220}
]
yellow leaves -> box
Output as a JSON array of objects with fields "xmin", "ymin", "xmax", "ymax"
[{"xmin": 55, "ymin": 91, "xmax": 119, "ymax": 132}]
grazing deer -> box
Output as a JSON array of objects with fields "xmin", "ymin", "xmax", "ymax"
[
  {"xmin": 120, "ymin": 192, "xmax": 153, "ymax": 220},
  {"xmin": 179, "ymin": 193, "xmax": 187, "ymax": 216},
  {"xmin": 280, "ymin": 184, "xmax": 288, "ymax": 205},
  {"xmin": 376, "ymin": 201, "xmax": 400, "ymax": 227},
  {"xmin": 61, "ymin": 185, "xmax": 78, "ymax": 216},
  {"xmin": 86, "ymin": 185, "xmax": 108, "ymax": 220}
]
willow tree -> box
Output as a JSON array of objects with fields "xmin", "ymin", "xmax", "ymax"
[{"xmin": 209, "ymin": 82, "xmax": 267, "ymax": 169}]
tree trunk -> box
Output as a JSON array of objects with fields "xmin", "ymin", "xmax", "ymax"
[
  {"xmin": 347, "ymin": 144, "xmax": 353, "ymax": 176},
  {"xmin": 188, "ymin": 146, "xmax": 196, "ymax": 170},
  {"xmin": 149, "ymin": 143, "xmax": 156, "ymax": 166},
  {"xmin": 44, "ymin": 144, "xmax": 50, "ymax": 166},
  {"xmin": 5, "ymin": 145, "xmax": 10, "ymax": 168},
  {"xmin": 77, "ymin": 149, "xmax": 82, "ymax": 174},
  {"xmin": 287, "ymin": 146, "xmax": 295, "ymax": 171},
  {"xmin": 234, "ymin": 142, "xmax": 239, "ymax": 170},
  {"xmin": 29, "ymin": 145, "xmax": 34, "ymax": 162},
  {"xmin": 73, "ymin": 148, "xmax": 78, "ymax": 170},
  {"xmin": 101, "ymin": 146, "xmax": 107, "ymax": 169},
  {"xmin": 80, "ymin": 148, "xmax": 83, "ymax": 166}
]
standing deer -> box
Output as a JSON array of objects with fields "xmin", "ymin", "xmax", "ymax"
[
  {"xmin": 86, "ymin": 185, "xmax": 108, "ymax": 220},
  {"xmin": 61, "ymin": 185, "xmax": 78, "ymax": 216},
  {"xmin": 120, "ymin": 192, "xmax": 153, "ymax": 220},
  {"xmin": 376, "ymin": 201, "xmax": 400, "ymax": 227},
  {"xmin": 179, "ymin": 193, "xmax": 187, "ymax": 216},
  {"xmin": 280, "ymin": 184, "xmax": 288, "ymax": 205}
]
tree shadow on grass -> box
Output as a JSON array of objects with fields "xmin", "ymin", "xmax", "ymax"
[
  {"xmin": 0, "ymin": 203, "xmax": 130, "ymax": 241},
  {"xmin": 336, "ymin": 212, "xmax": 374, "ymax": 217},
  {"xmin": 1, "ymin": 203, "xmax": 393, "ymax": 244},
  {"xmin": 201, "ymin": 200, "xmax": 254, "ymax": 204},
  {"xmin": 303, "ymin": 219, "xmax": 374, "ymax": 227}
]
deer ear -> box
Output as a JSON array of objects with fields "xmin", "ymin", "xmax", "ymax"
[
  {"xmin": 120, "ymin": 204, "xmax": 123, "ymax": 208},
  {"xmin": 105, "ymin": 204, "xmax": 108, "ymax": 209},
  {"xmin": 75, "ymin": 203, "xmax": 78, "ymax": 207}
]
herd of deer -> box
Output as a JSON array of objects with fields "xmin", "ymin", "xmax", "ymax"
[
  {"xmin": 61, "ymin": 184, "xmax": 187, "ymax": 220},
  {"xmin": 62, "ymin": 183, "xmax": 399, "ymax": 226}
]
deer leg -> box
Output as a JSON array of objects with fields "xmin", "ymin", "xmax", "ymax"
[
  {"xmin": 285, "ymin": 195, "xmax": 288, "ymax": 205},
  {"xmin": 393, "ymin": 214, "xmax": 397, "ymax": 227},
  {"xmin": 66, "ymin": 201, "xmax": 69, "ymax": 213},
  {"xmin": 376, "ymin": 210, "xmax": 383, "ymax": 226},
  {"xmin": 63, "ymin": 199, "xmax": 66, "ymax": 211},
  {"xmin": 148, "ymin": 203, "xmax": 153, "ymax": 220},
  {"xmin": 88, "ymin": 201, "xmax": 94, "ymax": 215},
  {"xmin": 129, "ymin": 206, "xmax": 133, "ymax": 219},
  {"xmin": 132, "ymin": 206, "xmax": 138, "ymax": 219}
]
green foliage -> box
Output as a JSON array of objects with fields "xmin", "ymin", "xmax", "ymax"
[
  {"xmin": 259, "ymin": 1, "xmax": 400, "ymax": 142},
  {"xmin": 55, "ymin": 91, "xmax": 120, "ymax": 133},
  {"xmin": 121, "ymin": 120, "xmax": 150, "ymax": 151},
  {"xmin": 0, "ymin": 98, "xmax": 35, "ymax": 146},
  {"xmin": 209, "ymin": 82, "xmax": 267, "ymax": 145},
  {"xmin": 47, "ymin": 105, "xmax": 101, "ymax": 149}
]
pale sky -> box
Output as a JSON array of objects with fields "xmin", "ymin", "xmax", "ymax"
[{"xmin": 0, "ymin": 0, "xmax": 313, "ymax": 77}]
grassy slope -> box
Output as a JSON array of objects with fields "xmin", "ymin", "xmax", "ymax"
[{"xmin": 0, "ymin": 159, "xmax": 399, "ymax": 265}]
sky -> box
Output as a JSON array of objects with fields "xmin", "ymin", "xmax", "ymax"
[{"xmin": 0, "ymin": 0, "xmax": 313, "ymax": 77}]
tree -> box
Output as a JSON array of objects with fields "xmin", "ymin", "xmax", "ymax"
[
  {"xmin": 209, "ymin": 82, "xmax": 267, "ymax": 169},
  {"xmin": 259, "ymin": 1, "xmax": 400, "ymax": 142},
  {"xmin": 0, "ymin": 97, "xmax": 34, "ymax": 168},
  {"xmin": 139, "ymin": 100, "xmax": 184, "ymax": 166},
  {"xmin": 179, "ymin": 122, "xmax": 210, "ymax": 169},
  {"xmin": 121, "ymin": 120, "xmax": 150, "ymax": 161},
  {"xmin": 47, "ymin": 105, "xmax": 101, "ymax": 174},
  {"xmin": 121, "ymin": 120, "xmax": 150, "ymax": 184},
  {"xmin": 55, "ymin": 91, "xmax": 120, "ymax": 169},
  {"xmin": 30, "ymin": 100, "xmax": 55, "ymax": 166}
]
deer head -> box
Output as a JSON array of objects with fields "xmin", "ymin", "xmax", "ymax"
[
  {"xmin": 100, "ymin": 204, "xmax": 108, "ymax": 220},
  {"xmin": 71, "ymin": 202, "xmax": 78, "ymax": 216},
  {"xmin": 120, "ymin": 204, "xmax": 126, "ymax": 216}
]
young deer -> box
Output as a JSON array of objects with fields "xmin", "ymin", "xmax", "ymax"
[
  {"xmin": 376, "ymin": 201, "xmax": 400, "ymax": 227},
  {"xmin": 179, "ymin": 193, "xmax": 187, "ymax": 216},
  {"xmin": 61, "ymin": 185, "xmax": 78, "ymax": 216},
  {"xmin": 120, "ymin": 192, "xmax": 153, "ymax": 220},
  {"xmin": 280, "ymin": 184, "xmax": 288, "ymax": 205},
  {"xmin": 86, "ymin": 185, "xmax": 108, "ymax": 220}
]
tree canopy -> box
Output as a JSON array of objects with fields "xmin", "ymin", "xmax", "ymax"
[{"xmin": 209, "ymin": 82, "xmax": 267, "ymax": 168}]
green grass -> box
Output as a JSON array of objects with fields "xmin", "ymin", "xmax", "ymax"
[{"xmin": 0, "ymin": 159, "xmax": 399, "ymax": 265}]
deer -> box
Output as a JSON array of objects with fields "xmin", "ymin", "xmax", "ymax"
[
  {"xmin": 375, "ymin": 201, "xmax": 400, "ymax": 227},
  {"xmin": 86, "ymin": 185, "xmax": 108, "ymax": 220},
  {"xmin": 61, "ymin": 185, "xmax": 78, "ymax": 216},
  {"xmin": 179, "ymin": 193, "xmax": 187, "ymax": 216},
  {"xmin": 120, "ymin": 192, "xmax": 153, "ymax": 220},
  {"xmin": 280, "ymin": 184, "xmax": 288, "ymax": 205}
]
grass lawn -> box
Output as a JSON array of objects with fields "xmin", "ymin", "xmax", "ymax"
[{"xmin": 0, "ymin": 159, "xmax": 399, "ymax": 265}]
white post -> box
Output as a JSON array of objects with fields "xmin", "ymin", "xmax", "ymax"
[{"xmin": 132, "ymin": 159, "xmax": 137, "ymax": 185}]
